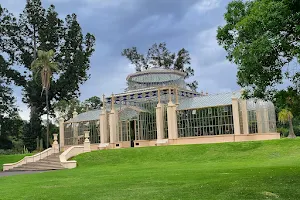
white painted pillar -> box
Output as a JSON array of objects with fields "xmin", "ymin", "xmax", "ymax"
[
  {"xmin": 167, "ymin": 101, "xmax": 178, "ymax": 140},
  {"xmin": 84, "ymin": 131, "xmax": 91, "ymax": 152},
  {"xmin": 231, "ymin": 96, "xmax": 241, "ymax": 135},
  {"xmin": 59, "ymin": 117, "xmax": 64, "ymax": 149},
  {"xmin": 156, "ymin": 103, "xmax": 164, "ymax": 141},
  {"xmin": 240, "ymin": 99, "xmax": 249, "ymax": 134},
  {"xmin": 109, "ymin": 96, "xmax": 118, "ymax": 145},
  {"xmin": 100, "ymin": 111, "xmax": 108, "ymax": 143},
  {"xmin": 73, "ymin": 110, "xmax": 78, "ymax": 145},
  {"xmin": 109, "ymin": 111, "xmax": 117, "ymax": 144}
]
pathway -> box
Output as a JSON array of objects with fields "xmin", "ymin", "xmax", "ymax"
[{"xmin": 0, "ymin": 170, "xmax": 48, "ymax": 177}]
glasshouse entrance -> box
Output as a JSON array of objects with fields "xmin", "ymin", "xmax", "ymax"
[{"xmin": 118, "ymin": 106, "xmax": 156, "ymax": 147}]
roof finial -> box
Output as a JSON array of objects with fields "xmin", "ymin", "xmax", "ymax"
[
  {"xmin": 102, "ymin": 94, "xmax": 106, "ymax": 109},
  {"xmin": 73, "ymin": 109, "xmax": 78, "ymax": 118},
  {"xmin": 111, "ymin": 93, "xmax": 115, "ymax": 110}
]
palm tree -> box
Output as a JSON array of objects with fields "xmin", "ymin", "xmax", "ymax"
[
  {"xmin": 31, "ymin": 50, "xmax": 58, "ymax": 148},
  {"xmin": 278, "ymin": 109, "xmax": 296, "ymax": 138}
]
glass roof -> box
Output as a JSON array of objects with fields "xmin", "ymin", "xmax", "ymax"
[
  {"xmin": 126, "ymin": 69, "xmax": 186, "ymax": 83},
  {"xmin": 126, "ymin": 69, "xmax": 187, "ymax": 91},
  {"xmin": 66, "ymin": 91, "xmax": 246, "ymax": 123},
  {"xmin": 178, "ymin": 91, "xmax": 241, "ymax": 110}
]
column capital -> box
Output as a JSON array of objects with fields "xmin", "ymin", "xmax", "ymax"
[{"xmin": 167, "ymin": 101, "xmax": 176, "ymax": 107}]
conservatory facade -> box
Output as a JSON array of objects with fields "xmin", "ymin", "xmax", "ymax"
[{"xmin": 59, "ymin": 69, "xmax": 280, "ymax": 150}]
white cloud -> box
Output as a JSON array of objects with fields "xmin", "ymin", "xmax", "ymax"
[
  {"xmin": 45, "ymin": 0, "xmax": 72, "ymax": 3},
  {"xmin": 188, "ymin": 26, "xmax": 240, "ymax": 94},
  {"xmin": 128, "ymin": 14, "xmax": 175, "ymax": 35},
  {"xmin": 78, "ymin": 0, "xmax": 137, "ymax": 17},
  {"xmin": 194, "ymin": 0, "xmax": 221, "ymax": 13}
]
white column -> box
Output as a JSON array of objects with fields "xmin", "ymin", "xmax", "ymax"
[
  {"xmin": 231, "ymin": 96, "xmax": 241, "ymax": 135},
  {"xmin": 109, "ymin": 109, "xmax": 118, "ymax": 145},
  {"xmin": 240, "ymin": 99, "xmax": 249, "ymax": 134},
  {"xmin": 59, "ymin": 117, "xmax": 64, "ymax": 149},
  {"xmin": 84, "ymin": 131, "xmax": 91, "ymax": 152},
  {"xmin": 156, "ymin": 103, "xmax": 164, "ymax": 141},
  {"xmin": 167, "ymin": 101, "xmax": 178, "ymax": 140},
  {"xmin": 73, "ymin": 110, "xmax": 78, "ymax": 145},
  {"xmin": 99, "ymin": 110, "xmax": 109, "ymax": 149},
  {"xmin": 100, "ymin": 111, "xmax": 108, "ymax": 143}
]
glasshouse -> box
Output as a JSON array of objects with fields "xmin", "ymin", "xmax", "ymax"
[{"xmin": 59, "ymin": 69, "xmax": 280, "ymax": 150}]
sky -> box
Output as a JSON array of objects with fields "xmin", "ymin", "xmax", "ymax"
[{"xmin": 0, "ymin": 0, "xmax": 240, "ymax": 120}]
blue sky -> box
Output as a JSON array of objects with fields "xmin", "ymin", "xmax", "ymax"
[{"xmin": 1, "ymin": 0, "xmax": 240, "ymax": 120}]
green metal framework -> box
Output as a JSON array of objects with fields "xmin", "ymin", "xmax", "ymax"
[
  {"xmin": 246, "ymin": 99, "xmax": 277, "ymax": 133},
  {"xmin": 177, "ymin": 105, "xmax": 234, "ymax": 137},
  {"xmin": 64, "ymin": 120, "xmax": 100, "ymax": 145}
]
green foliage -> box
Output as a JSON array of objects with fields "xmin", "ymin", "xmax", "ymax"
[
  {"xmin": 54, "ymin": 99, "xmax": 85, "ymax": 121},
  {"xmin": 278, "ymin": 108, "xmax": 296, "ymax": 138},
  {"xmin": 83, "ymin": 96, "xmax": 103, "ymax": 110},
  {"xmin": 121, "ymin": 42, "xmax": 198, "ymax": 91},
  {"xmin": 217, "ymin": 0, "xmax": 300, "ymax": 99},
  {"xmin": 31, "ymin": 49, "xmax": 58, "ymax": 148},
  {"xmin": 1, "ymin": 139, "xmax": 300, "ymax": 199},
  {"xmin": 274, "ymin": 87, "xmax": 300, "ymax": 116},
  {"xmin": 54, "ymin": 96, "xmax": 102, "ymax": 121},
  {"xmin": 31, "ymin": 50, "xmax": 58, "ymax": 90},
  {"xmin": 278, "ymin": 109, "xmax": 293, "ymax": 124},
  {"xmin": 0, "ymin": 0, "xmax": 95, "ymax": 147}
]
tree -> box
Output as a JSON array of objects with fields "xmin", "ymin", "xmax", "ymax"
[
  {"xmin": 0, "ymin": 79, "xmax": 18, "ymax": 138},
  {"xmin": 54, "ymin": 96, "xmax": 102, "ymax": 121},
  {"xmin": 0, "ymin": 1, "xmax": 95, "ymax": 151},
  {"xmin": 54, "ymin": 99, "xmax": 86, "ymax": 121},
  {"xmin": 278, "ymin": 109, "xmax": 296, "ymax": 138},
  {"xmin": 217, "ymin": 0, "xmax": 300, "ymax": 99},
  {"xmin": 83, "ymin": 96, "xmax": 103, "ymax": 110},
  {"xmin": 31, "ymin": 50, "xmax": 58, "ymax": 148},
  {"xmin": 121, "ymin": 42, "xmax": 198, "ymax": 91},
  {"xmin": 274, "ymin": 87, "xmax": 300, "ymax": 116}
]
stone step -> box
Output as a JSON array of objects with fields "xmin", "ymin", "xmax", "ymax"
[
  {"xmin": 21, "ymin": 163, "xmax": 63, "ymax": 168},
  {"xmin": 6, "ymin": 153, "xmax": 64, "ymax": 172},
  {"xmin": 14, "ymin": 163, "xmax": 63, "ymax": 168},
  {"xmin": 39, "ymin": 158, "xmax": 60, "ymax": 162},
  {"xmin": 10, "ymin": 167, "xmax": 63, "ymax": 171},
  {"xmin": 16, "ymin": 163, "xmax": 63, "ymax": 168},
  {"xmin": 37, "ymin": 160, "xmax": 61, "ymax": 164}
]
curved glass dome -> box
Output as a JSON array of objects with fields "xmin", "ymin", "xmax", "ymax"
[{"xmin": 126, "ymin": 69, "xmax": 187, "ymax": 91}]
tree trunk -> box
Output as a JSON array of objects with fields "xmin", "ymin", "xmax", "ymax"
[
  {"xmin": 46, "ymin": 88, "xmax": 50, "ymax": 148},
  {"xmin": 288, "ymin": 117, "xmax": 296, "ymax": 138},
  {"xmin": 33, "ymin": 25, "xmax": 37, "ymax": 59}
]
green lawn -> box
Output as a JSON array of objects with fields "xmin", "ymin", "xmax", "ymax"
[
  {"xmin": 1, "ymin": 139, "xmax": 300, "ymax": 200},
  {"xmin": 0, "ymin": 154, "xmax": 32, "ymax": 171}
]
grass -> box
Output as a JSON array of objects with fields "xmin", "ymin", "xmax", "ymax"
[
  {"xmin": 0, "ymin": 154, "xmax": 32, "ymax": 171},
  {"xmin": 1, "ymin": 138, "xmax": 300, "ymax": 199}
]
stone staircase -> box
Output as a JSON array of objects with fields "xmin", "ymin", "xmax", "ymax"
[{"xmin": 7, "ymin": 153, "xmax": 64, "ymax": 171}]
